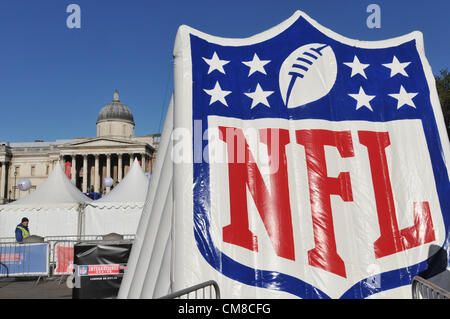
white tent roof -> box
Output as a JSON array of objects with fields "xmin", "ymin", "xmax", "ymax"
[
  {"xmin": 0, "ymin": 164, "xmax": 92, "ymax": 211},
  {"xmin": 90, "ymin": 158, "xmax": 150, "ymax": 208}
]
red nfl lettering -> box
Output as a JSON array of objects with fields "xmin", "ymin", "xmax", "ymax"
[
  {"xmin": 358, "ymin": 131, "xmax": 436, "ymax": 259},
  {"xmin": 219, "ymin": 126, "xmax": 295, "ymax": 261},
  {"xmin": 219, "ymin": 126, "xmax": 436, "ymax": 279},
  {"xmin": 296, "ymin": 129, "xmax": 354, "ymax": 278}
]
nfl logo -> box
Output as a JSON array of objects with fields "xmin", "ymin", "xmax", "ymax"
[
  {"xmin": 79, "ymin": 265, "xmax": 88, "ymax": 276},
  {"xmin": 170, "ymin": 10, "xmax": 449, "ymax": 299}
]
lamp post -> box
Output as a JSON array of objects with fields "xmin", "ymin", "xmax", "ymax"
[{"xmin": 13, "ymin": 171, "xmax": 17, "ymax": 200}]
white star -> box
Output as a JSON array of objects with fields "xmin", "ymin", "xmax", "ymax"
[
  {"xmin": 203, "ymin": 81, "xmax": 231, "ymax": 106},
  {"xmin": 383, "ymin": 56, "xmax": 411, "ymax": 77},
  {"xmin": 388, "ymin": 85, "xmax": 418, "ymax": 109},
  {"xmin": 343, "ymin": 55, "xmax": 370, "ymax": 79},
  {"xmin": 242, "ymin": 53, "xmax": 270, "ymax": 76},
  {"xmin": 202, "ymin": 52, "xmax": 230, "ymax": 74},
  {"xmin": 348, "ymin": 86, "xmax": 376, "ymax": 111},
  {"xmin": 244, "ymin": 83, "xmax": 274, "ymax": 109}
]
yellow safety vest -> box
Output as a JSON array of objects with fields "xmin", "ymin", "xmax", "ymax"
[{"xmin": 16, "ymin": 225, "xmax": 30, "ymax": 244}]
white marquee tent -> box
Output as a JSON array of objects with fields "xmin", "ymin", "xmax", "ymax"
[
  {"xmin": 82, "ymin": 158, "xmax": 150, "ymax": 236},
  {"xmin": 118, "ymin": 97, "xmax": 174, "ymax": 298},
  {"xmin": 0, "ymin": 164, "xmax": 92, "ymax": 238}
]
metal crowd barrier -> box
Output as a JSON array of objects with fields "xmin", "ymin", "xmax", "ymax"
[
  {"xmin": 0, "ymin": 241, "xmax": 49, "ymax": 278},
  {"xmin": 159, "ymin": 280, "xmax": 221, "ymax": 299},
  {"xmin": 46, "ymin": 234, "xmax": 135, "ymax": 276},
  {"xmin": 0, "ymin": 234, "xmax": 135, "ymax": 279},
  {"xmin": 412, "ymin": 276, "xmax": 450, "ymax": 299}
]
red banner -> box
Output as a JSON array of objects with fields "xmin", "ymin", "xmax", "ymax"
[
  {"xmin": 65, "ymin": 161, "xmax": 71, "ymax": 179},
  {"xmin": 54, "ymin": 245, "xmax": 74, "ymax": 275}
]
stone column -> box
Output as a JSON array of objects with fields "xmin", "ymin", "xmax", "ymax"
[
  {"xmin": 141, "ymin": 154, "xmax": 146, "ymax": 172},
  {"xmin": 130, "ymin": 153, "xmax": 134, "ymax": 165},
  {"xmin": 118, "ymin": 153, "xmax": 123, "ymax": 182},
  {"xmin": 60, "ymin": 155, "xmax": 65, "ymax": 169},
  {"xmin": 0, "ymin": 162, "xmax": 6, "ymax": 202},
  {"xmin": 150, "ymin": 155, "xmax": 154, "ymax": 173},
  {"xmin": 82, "ymin": 155, "xmax": 88, "ymax": 193},
  {"xmin": 71, "ymin": 155, "xmax": 77, "ymax": 183},
  {"xmin": 94, "ymin": 154, "xmax": 100, "ymax": 193},
  {"xmin": 106, "ymin": 153, "xmax": 111, "ymax": 193},
  {"xmin": 125, "ymin": 153, "xmax": 133, "ymax": 176}
]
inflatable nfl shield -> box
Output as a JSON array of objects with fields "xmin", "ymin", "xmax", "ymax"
[{"xmin": 171, "ymin": 11, "xmax": 449, "ymax": 299}]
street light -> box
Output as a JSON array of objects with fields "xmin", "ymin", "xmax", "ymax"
[{"xmin": 13, "ymin": 171, "xmax": 17, "ymax": 200}]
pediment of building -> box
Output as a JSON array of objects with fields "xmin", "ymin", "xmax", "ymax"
[{"xmin": 60, "ymin": 137, "xmax": 147, "ymax": 149}]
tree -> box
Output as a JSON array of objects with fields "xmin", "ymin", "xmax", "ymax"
[{"xmin": 435, "ymin": 69, "xmax": 450, "ymax": 137}]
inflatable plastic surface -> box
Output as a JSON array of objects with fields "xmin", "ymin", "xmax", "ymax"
[{"xmin": 122, "ymin": 11, "xmax": 450, "ymax": 299}]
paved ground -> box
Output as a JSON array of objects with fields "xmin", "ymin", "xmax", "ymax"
[{"xmin": 0, "ymin": 277, "xmax": 72, "ymax": 299}]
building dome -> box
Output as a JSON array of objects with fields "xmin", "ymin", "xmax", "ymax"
[
  {"xmin": 96, "ymin": 90, "xmax": 135, "ymax": 138},
  {"xmin": 97, "ymin": 90, "xmax": 135, "ymax": 125}
]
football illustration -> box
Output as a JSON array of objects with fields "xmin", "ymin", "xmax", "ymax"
[{"xmin": 279, "ymin": 43, "xmax": 337, "ymax": 108}]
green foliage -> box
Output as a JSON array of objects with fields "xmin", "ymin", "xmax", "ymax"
[{"xmin": 435, "ymin": 69, "xmax": 450, "ymax": 135}]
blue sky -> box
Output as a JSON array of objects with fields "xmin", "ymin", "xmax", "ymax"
[{"xmin": 0, "ymin": 0, "xmax": 448, "ymax": 142}]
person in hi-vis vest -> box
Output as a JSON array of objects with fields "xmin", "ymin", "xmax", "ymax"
[{"xmin": 15, "ymin": 217, "xmax": 30, "ymax": 244}]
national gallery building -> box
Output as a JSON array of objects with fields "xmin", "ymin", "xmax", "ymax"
[{"xmin": 0, "ymin": 90, "xmax": 160, "ymax": 203}]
